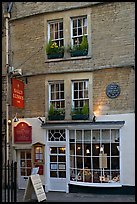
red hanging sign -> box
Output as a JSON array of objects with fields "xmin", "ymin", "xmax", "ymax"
[
  {"xmin": 12, "ymin": 78, "xmax": 24, "ymax": 108},
  {"xmin": 14, "ymin": 122, "xmax": 32, "ymax": 143}
]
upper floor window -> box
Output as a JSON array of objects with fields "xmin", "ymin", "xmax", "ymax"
[
  {"xmin": 48, "ymin": 20, "xmax": 64, "ymax": 47},
  {"xmin": 72, "ymin": 80, "xmax": 89, "ymax": 110},
  {"xmin": 49, "ymin": 81, "xmax": 65, "ymax": 109},
  {"xmin": 71, "ymin": 16, "xmax": 88, "ymax": 47}
]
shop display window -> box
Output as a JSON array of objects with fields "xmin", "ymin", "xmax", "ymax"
[{"xmin": 69, "ymin": 129, "xmax": 120, "ymax": 184}]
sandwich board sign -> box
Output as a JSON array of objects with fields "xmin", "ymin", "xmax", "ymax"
[{"xmin": 23, "ymin": 168, "xmax": 47, "ymax": 202}]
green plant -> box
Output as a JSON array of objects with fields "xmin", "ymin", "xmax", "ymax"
[
  {"xmin": 81, "ymin": 104, "xmax": 89, "ymax": 115},
  {"xmin": 45, "ymin": 39, "xmax": 64, "ymax": 55},
  {"xmin": 71, "ymin": 104, "xmax": 89, "ymax": 116},
  {"xmin": 48, "ymin": 103, "xmax": 54, "ymax": 115},
  {"xmin": 70, "ymin": 35, "xmax": 88, "ymax": 52},
  {"xmin": 80, "ymin": 35, "xmax": 88, "ymax": 51},
  {"xmin": 48, "ymin": 103, "xmax": 65, "ymax": 116}
]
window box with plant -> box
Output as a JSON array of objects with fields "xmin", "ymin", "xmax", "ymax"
[
  {"xmin": 45, "ymin": 39, "xmax": 64, "ymax": 59},
  {"xmin": 48, "ymin": 103, "xmax": 65, "ymax": 120},
  {"xmin": 70, "ymin": 35, "xmax": 88, "ymax": 57},
  {"xmin": 71, "ymin": 104, "xmax": 89, "ymax": 120}
]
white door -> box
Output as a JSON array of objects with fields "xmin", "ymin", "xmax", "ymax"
[
  {"xmin": 48, "ymin": 145, "xmax": 66, "ymax": 192},
  {"xmin": 17, "ymin": 150, "xmax": 32, "ymax": 189}
]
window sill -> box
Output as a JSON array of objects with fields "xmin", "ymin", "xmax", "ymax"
[
  {"xmin": 45, "ymin": 55, "xmax": 91, "ymax": 63},
  {"xmin": 69, "ymin": 181, "xmax": 122, "ymax": 187}
]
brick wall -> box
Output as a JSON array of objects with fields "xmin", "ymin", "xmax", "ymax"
[
  {"xmin": 2, "ymin": 2, "xmax": 135, "ymax": 118},
  {"xmin": 12, "ymin": 67, "xmax": 135, "ymax": 118}
]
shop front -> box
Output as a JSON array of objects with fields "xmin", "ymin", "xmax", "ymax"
[
  {"xmin": 42, "ymin": 120, "xmax": 125, "ymax": 193},
  {"xmin": 12, "ymin": 114, "xmax": 135, "ymax": 194}
]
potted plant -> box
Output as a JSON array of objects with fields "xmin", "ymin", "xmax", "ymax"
[
  {"xmin": 70, "ymin": 35, "xmax": 88, "ymax": 57},
  {"xmin": 45, "ymin": 39, "xmax": 64, "ymax": 59},
  {"xmin": 71, "ymin": 104, "xmax": 89, "ymax": 120},
  {"xmin": 48, "ymin": 103, "xmax": 65, "ymax": 120}
]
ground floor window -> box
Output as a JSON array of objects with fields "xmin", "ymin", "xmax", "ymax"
[{"xmin": 69, "ymin": 129, "xmax": 120, "ymax": 183}]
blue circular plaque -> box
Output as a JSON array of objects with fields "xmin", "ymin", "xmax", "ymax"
[{"xmin": 106, "ymin": 83, "xmax": 120, "ymax": 99}]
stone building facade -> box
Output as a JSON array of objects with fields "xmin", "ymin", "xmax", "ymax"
[{"xmin": 2, "ymin": 2, "xmax": 135, "ymax": 194}]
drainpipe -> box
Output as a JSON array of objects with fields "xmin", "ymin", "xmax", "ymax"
[{"xmin": 4, "ymin": 11, "xmax": 11, "ymax": 162}]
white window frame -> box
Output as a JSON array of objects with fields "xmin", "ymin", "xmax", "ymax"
[
  {"xmin": 69, "ymin": 129, "xmax": 121, "ymax": 186},
  {"xmin": 72, "ymin": 80, "xmax": 89, "ymax": 110},
  {"xmin": 48, "ymin": 19, "xmax": 64, "ymax": 47},
  {"xmin": 48, "ymin": 81, "xmax": 65, "ymax": 109},
  {"xmin": 70, "ymin": 15, "xmax": 88, "ymax": 47}
]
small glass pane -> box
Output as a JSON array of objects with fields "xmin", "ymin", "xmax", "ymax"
[
  {"xmin": 27, "ymin": 169, "xmax": 31, "ymax": 176},
  {"xmin": 93, "ymin": 157, "xmax": 99, "ymax": 169},
  {"xmin": 70, "ymin": 156, "xmax": 75, "ymax": 168},
  {"xmin": 21, "ymin": 168, "xmax": 25, "ymax": 176},
  {"xmin": 84, "ymin": 157, "xmax": 91, "ymax": 169},
  {"xmin": 59, "ymin": 147, "xmax": 65, "ymax": 154},
  {"xmin": 21, "ymin": 152, "xmax": 25, "ymax": 159},
  {"xmin": 50, "ymin": 147, "xmax": 57, "ymax": 154},
  {"xmin": 92, "ymin": 130, "xmax": 100, "ymax": 142},
  {"xmin": 76, "ymin": 156, "xmax": 83, "ymax": 168},
  {"xmin": 76, "ymin": 130, "xmax": 82, "ymax": 142},
  {"xmin": 76, "ymin": 144, "xmax": 82, "ymax": 155},
  {"xmin": 111, "ymin": 157, "xmax": 119, "ymax": 169},
  {"xmin": 84, "ymin": 144, "xmax": 91, "ymax": 156},
  {"xmin": 74, "ymin": 91, "xmax": 78, "ymax": 99},
  {"xmin": 50, "ymin": 171, "xmax": 57, "ymax": 177},
  {"xmin": 58, "ymin": 156, "xmax": 65, "ymax": 162},
  {"xmin": 84, "ymin": 131, "xmax": 91, "ymax": 142},
  {"xmin": 50, "ymin": 156, "xmax": 57, "ymax": 162},
  {"xmin": 59, "ymin": 171, "xmax": 66, "ymax": 178},
  {"xmin": 92, "ymin": 144, "xmax": 100, "ymax": 156},
  {"xmin": 26, "ymin": 152, "xmax": 31, "ymax": 159},
  {"xmin": 73, "ymin": 19, "xmax": 77, "ymax": 28},
  {"xmin": 21, "ymin": 160, "xmax": 25, "ymax": 167},
  {"xmin": 111, "ymin": 144, "xmax": 119, "ymax": 156},
  {"xmin": 27, "ymin": 160, "xmax": 31, "ymax": 167},
  {"xmin": 102, "ymin": 130, "xmax": 110, "ymax": 142}
]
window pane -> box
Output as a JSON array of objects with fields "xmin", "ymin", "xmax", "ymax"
[
  {"xmin": 50, "ymin": 147, "xmax": 57, "ymax": 154},
  {"xmin": 74, "ymin": 91, "xmax": 78, "ymax": 99},
  {"xmin": 50, "ymin": 156, "xmax": 57, "ymax": 162},
  {"xmin": 58, "ymin": 147, "xmax": 65, "ymax": 154},
  {"xmin": 111, "ymin": 144, "xmax": 119, "ymax": 156},
  {"xmin": 76, "ymin": 156, "xmax": 83, "ymax": 168},
  {"xmin": 59, "ymin": 171, "xmax": 66, "ymax": 178},
  {"xmin": 58, "ymin": 156, "xmax": 65, "ymax": 162},
  {"xmin": 84, "ymin": 157, "xmax": 91, "ymax": 169},
  {"xmin": 50, "ymin": 171, "xmax": 57, "ymax": 177},
  {"xmin": 84, "ymin": 144, "xmax": 91, "ymax": 156},
  {"xmin": 78, "ymin": 27, "xmax": 82, "ymax": 35},
  {"xmin": 92, "ymin": 144, "xmax": 100, "ymax": 156},
  {"xmin": 76, "ymin": 144, "xmax": 82, "ymax": 155},
  {"xmin": 76, "ymin": 130, "xmax": 82, "ymax": 142},
  {"xmin": 73, "ymin": 19, "xmax": 77, "ymax": 28}
]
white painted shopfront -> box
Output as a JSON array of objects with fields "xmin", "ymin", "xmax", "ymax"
[{"xmin": 12, "ymin": 113, "xmax": 135, "ymax": 192}]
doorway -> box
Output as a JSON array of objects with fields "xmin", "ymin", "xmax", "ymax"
[
  {"xmin": 47, "ymin": 145, "xmax": 66, "ymax": 192},
  {"xmin": 17, "ymin": 150, "xmax": 32, "ymax": 189}
]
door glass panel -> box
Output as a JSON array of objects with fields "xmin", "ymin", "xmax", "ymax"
[
  {"xmin": 50, "ymin": 156, "xmax": 57, "ymax": 162},
  {"xmin": 50, "ymin": 146, "xmax": 66, "ymax": 178},
  {"xmin": 20, "ymin": 150, "xmax": 32, "ymax": 176}
]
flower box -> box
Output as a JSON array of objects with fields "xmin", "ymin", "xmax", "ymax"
[
  {"xmin": 72, "ymin": 114, "xmax": 89, "ymax": 120},
  {"xmin": 47, "ymin": 53, "xmax": 64, "ymax": 59},
  {"xmin": 70, "ymin": 50, "xmax": 88, "ymax": 57},
  {"xmin": 48, "ymin": 115, "xmax": 65, "ymax": 120}
]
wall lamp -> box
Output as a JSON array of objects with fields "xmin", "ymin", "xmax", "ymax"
[
  {"xmin": 38, "ymin": 117, "xmax": 44, "ymax": 124},
  {"xmin": 13, "ymin": 113, "xmax": 19, "ymax": 122}
]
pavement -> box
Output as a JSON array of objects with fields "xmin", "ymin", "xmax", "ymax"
[{"xmin": 16, "ymin": 189, "xmax": 135, "ymax": 202}]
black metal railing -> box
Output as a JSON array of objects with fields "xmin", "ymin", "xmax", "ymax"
[{"xmin": 2, "ymin": 160, "xmax": 17, "ymax": 202}]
